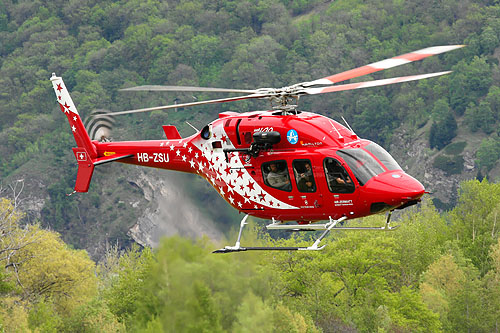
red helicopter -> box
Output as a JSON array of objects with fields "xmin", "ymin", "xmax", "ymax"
[{"xmin": 51, "ymin": 45, "xmax": 463, "ymax": 252}]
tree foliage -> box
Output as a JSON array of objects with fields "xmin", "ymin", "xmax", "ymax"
[
  {"xmin": 2, "ymin": 176, "xmax": 500, "ymax": 331},
  {"xmin": 2, "ymin": 0, "xmax": 500, "ymax": 331}
]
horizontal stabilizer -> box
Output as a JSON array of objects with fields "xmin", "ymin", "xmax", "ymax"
[{"xmin": 93, "ymin": 153, "xmax": 133, "ymax": 166}]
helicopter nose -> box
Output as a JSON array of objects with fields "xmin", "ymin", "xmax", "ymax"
[{"xmin": 362, "ymin": 171, "xmax": 425, "ymax": 210}]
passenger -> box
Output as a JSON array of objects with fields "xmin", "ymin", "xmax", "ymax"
[
  {"xmin": 267, "ymin": 163, "xmax": 291, "ymax": 190},
  {"xmin": 304, "ymin": 178, "xmax": 315, "ymax": 192},
  {"xmin": 299, "ymin": 163, "xmax": 313, "ymax": 180}
]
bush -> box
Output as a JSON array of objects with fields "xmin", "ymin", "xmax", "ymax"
[{"xmin": 433, "ymin": 154, "xmax": 464, "ymax": 175}]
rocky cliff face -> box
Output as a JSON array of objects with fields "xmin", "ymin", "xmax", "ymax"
[
  {"xmin": 389, "ymin": 124, "xmax": 477, "ymax": 209},
  {"xmin": 126, "ymin": 169, "xmax": 223, "ymax": 247}
]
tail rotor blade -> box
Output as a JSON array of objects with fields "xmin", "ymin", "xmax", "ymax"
[{"xmin": 84, "ymin": 109, "xmax": 115, "ymax": 141}]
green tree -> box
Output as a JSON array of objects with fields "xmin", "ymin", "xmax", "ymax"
[
  {"xmin": 64, "ymin": 297, "xmax": 125, "ymax": 333},
  {"xmin": 392, "ymin": 199, "xmax": 451, "ymax": 287},
  {"xmin": 476, "ymin": 137, "xmax": 500, "ymax": 172},
  {"xmin": 28, "ymin": 300, "xmax": 62, "ymax": 333},
  {"xmin": 354, "ymin": 94, "xmax": 393, "ymax": 145},
  {"xmin": 100, "ymin": 244, "xmax": 155, "ymax": 323},
  {"xmin": 429, "ymin": 99, "xmax": 457, "ymax": 150},
  {"xmin": 9, "ymin": 227, "xmax": 97, "ymax": 313},
  {"xmin": 420, "ymin": 252, "xmax": 467, "ymax": 331},
  {"xmin": 482, "ymin": 238, "xmax": 500, "ymax": 329},
  {"xmin": 450, "ymin": 179, "xmax": 500, "ymax": 275}
]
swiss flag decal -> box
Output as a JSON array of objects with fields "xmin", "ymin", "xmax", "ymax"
[{"xmin": 76, "ymin": 151, "xmax": 87, "ymax": 161}]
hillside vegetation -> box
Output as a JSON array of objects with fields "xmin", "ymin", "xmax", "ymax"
[
  {"xmin": 2, "ymin": 0, "xmax": 500, "ymax": 330},
  {"xmin": 2, "ymin": 0, "xmax": 500, "ymax": 248},
  {"xmin": 1, "ymin": 180, "xmax": 500, "ymax": 331}
]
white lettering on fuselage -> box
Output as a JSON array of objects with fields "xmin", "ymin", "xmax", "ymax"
[
  {"xmin": 136, "ymin": 152, "xmax": 169, "ymax": 163},
  {"xmin": 334, "ymin": 199, "xmax": 353, "ymax": 206},
  {"xmin": 254, "ymin": 127, "xmax": 273, "ymax": 133}
]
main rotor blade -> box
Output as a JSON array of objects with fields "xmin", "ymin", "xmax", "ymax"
[
  {"xmin": 303, "ymin": 45, "xmax": 464, "ymax": 86},
  {"xmin": 120, "ymin": 85, "xmax": 257, "ymax": 94},
  {"xmin": 105, "ymin": 93, "xmax": 269, "ymax": 116},
  {"xmin": 302, "ymin": 71, "xmax": 452, "ymax": 95}
]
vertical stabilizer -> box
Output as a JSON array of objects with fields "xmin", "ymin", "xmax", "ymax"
[
  {"xmin": 51, "ymin": 73, "xmax": 97, "ymax": 193},
  {"xmin": 50, "ymin": 73, "xmax": 97, "ymax": 158}
]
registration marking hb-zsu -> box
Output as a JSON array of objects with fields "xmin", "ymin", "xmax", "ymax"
[{"xmin": 137, "ymin": 152, "xmax": 169, "ymax": 163}]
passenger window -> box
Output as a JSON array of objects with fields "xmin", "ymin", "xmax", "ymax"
[
  {"xmin": 293, "ymin": 159, "xmax": 316, "ymax": 193},
  {"xmin": 324, "ymin": 158, "xmax": 355, "ymax": 193},
  {"xmin": 262, "ymin": 160, "xmax": 292, "ymax": 191}
]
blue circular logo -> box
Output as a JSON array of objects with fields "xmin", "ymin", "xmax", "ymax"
[{"xmin": 287, "ymin": 129, "xmax": 298, "ymax": 144}]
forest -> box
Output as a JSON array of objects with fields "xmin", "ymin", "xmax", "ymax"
[
  {"xmin": 1, "ymin": 0, "xmax": 500, "ymax": 331},
  {"xmin": 2, "ymin": 180, "xmax": 500, "ymax": 332}
]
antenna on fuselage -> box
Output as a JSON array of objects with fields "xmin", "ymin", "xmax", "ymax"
[
  {"xmin": 341, "ymin": 116, "xmax": 356, "ymax": 136},
  {"xmin": 329, "ymin": 119, "xmax": 343, "ymax": 141},
  {"xmin": 185, "ymin": 121, "xmax": 199, "ymax": 132}
]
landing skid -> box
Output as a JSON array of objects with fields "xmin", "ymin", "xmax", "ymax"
[
  {"xmin": 213, "ymin": 246, "xmax": 325, "ymax": 253},
  {"xmin": 213, "ymin": 215, "xmax": 343, "ymax": 253},
  {"xmin": 213, "ymin": 211, "xmax": 396, "ymax": 254}
]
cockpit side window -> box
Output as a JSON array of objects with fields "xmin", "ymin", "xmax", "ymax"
[
  {"xmin": 293, "ymin": 159, "xmax": 316, "ymax": 193},
  {"xmin": 337, "ymin": 148, "xmax": 385, "ymax": 186},
  {"xmin": 324, "ymin": 158, "xmax": 355, "ymax": 193},
  {"xmin": 262, "ymin": 160, "xmax": 292, "ymax": 191}
]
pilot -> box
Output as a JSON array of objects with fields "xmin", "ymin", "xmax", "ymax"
[
  {"xmin": 267, "ymin": 162, "xmax": 291, "ymax": 190},
  {"xmin": 327, "ymin": 162, "xmax": 353, "ymax": 192}
]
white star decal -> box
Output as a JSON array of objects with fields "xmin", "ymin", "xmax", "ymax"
[
  {"xmin": 183, "ymin": 142, "xmax": 187, "ymax": 148},
  {"xmin": 188, "ymin": 147, "xmax": 192, "ymax": 153},
  {"xmin": 71, "ymin": 125, "xmax": 76, "ymax": 132},
  {"xmin": 170, "ymin": 144, "xmax": 175, "ymax": 151},
  {"xmin": 237, "ymin": 202, "xmax": 242, "ymax": 208},
  {"xmin": 198, "ymin": 162, "xmax": 204, "ymax": 171},
  {"xmin": 189, "ymin": 160, "xmax": 195, "ymax": 168},
  {"xmin": 182, "ymin": 155, "xmax": 187, "ymax": 162},
  {"xmin": 73, "ymin": 116, "xmax": 77, "ymax": 121},
  {"xmin": 219, "ymin": 187, "xmax": 225, "ymax": 196},
  {"xmin": 195, "ymin": 153, "xmax": 199, "ymax": 159},
  {"xmin": 176, "ymin": 150, "xmax": 180, "ymax": 156},
  {"xmin": 229, "ymin": 196, "xmax": 234, "ymax": 204}
]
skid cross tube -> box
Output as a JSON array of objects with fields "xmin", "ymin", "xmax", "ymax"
[{"xmin": 213, "ymin": 215, "xmax": 348, "ymax": 253}]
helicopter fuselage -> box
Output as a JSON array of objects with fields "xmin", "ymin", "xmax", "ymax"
[{"xmin": 95, "ymin": 110, "xmax": 425, "ymax": 223}]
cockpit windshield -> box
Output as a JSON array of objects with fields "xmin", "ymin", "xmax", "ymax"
[
  {"xmin": 337, "ymin": 148, "xmax": 385, "ymax": 186},
  {"xmin": 364, "ymin": 142, "xmax": 402, "ymax": 171}
]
